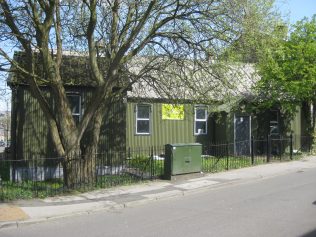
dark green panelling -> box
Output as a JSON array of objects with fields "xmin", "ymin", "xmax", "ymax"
[
  {"xmin": 209, "ymin": 112, "xmax": 228, "ymax": 143},
  {"xmin": 98, "ymin": 101, "xmax": 126, "ymax": 153},
  {"xmin": 13, "ymin": 86, "xmax": 126, "ymax": 159},
  {"xmin": 77, "ymin": 89, "xmax": 126, "ymax": 153},
  {"xmin": 301, "ymin": 102, "xmax": 310, "ymax": 137},
  {"xmin": 126, "ymin": 102, "xmax": 210, "ymax": 148},
  {"xmin": 15, "ymin": 88, "xmax": 52, "ymax": 160}
]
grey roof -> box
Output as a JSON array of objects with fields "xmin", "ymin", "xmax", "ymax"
[
  {"xmin": 127, "ymin": 62, "xmax": 259, "ymax": 104},
  {"xmin": 9, "ymin": 51, "xmax": 127, "ymax": 88},
  {"xmin": 10, "ymin": 51, "xmax": 260, "ymax": 105}
]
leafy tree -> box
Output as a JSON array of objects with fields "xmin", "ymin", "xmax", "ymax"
[
  {"xmin": 221, "ymin": 0, "xmax": 283, "ymax": 63},
  {"xmin": 256, "ymin": 15, "xmax": 316, "ymax": 151},
  {"xmin": 0, "ymin": 0, "xmax": 275, "ymax": 187}
]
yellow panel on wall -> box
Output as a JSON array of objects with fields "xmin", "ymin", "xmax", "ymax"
[{"xmin": 162, "ymin": 104, "xmax": 184, "ymax": 120}]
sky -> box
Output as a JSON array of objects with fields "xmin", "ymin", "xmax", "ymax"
[
  {"xmin": 0, "ymin": 0, "xmax": 316, "ymax": 111},
  {"xmin": 276, "ymin": 0, "xmax": 316, "ymax": 24}
]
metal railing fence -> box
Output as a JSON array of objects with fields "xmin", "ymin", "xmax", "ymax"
[{"xmin": 0, "ymin": 135, "xmax": 313, "ymax": 200}]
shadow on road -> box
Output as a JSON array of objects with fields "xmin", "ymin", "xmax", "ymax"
[
  {"xmin": 313, "ymin": 201, "xmax": 316, "ymax": 205},
  {"xmin": 300, "ymin": 229, "xmax": 316, "ymax": 237}
]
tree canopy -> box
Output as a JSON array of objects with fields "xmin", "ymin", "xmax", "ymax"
[{"xmin": 256, "ymin": 15, "xmax": 316, "ymax": 109}]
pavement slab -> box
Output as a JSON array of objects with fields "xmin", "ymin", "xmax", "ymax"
[
  {"xmin": 142, "ymin": 190, "xmax": 183, "ymax": 199},
  {"xmin": 0, "ymin": 205, "xmax": 29, "ymax": 222},
  {"xmin": 20, "ymin": 200, "xmax": 117, "ymax": 219},
  {"xmin": 174, "ymin": 180, "xmax": 219, "ymax": 190}
]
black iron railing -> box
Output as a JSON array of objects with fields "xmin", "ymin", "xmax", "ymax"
[
  {"xmin": 202, "ymin": 135, "xmax": 313, "ymax": 173},
  {"xmin": 0, "ymin": 135, "xmax": 313, "ymax": 200},
  {"xmin": 0, "ymin": 147, "xmax": 164, "ymax": 200}
]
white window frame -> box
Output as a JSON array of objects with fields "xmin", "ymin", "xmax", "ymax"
[
  {"xmin": 67, "ymin": 93, "xmax": 82, "ymax": 123},
  {"xmin": 136, "ymin": 104, "xmax": 151, "ymax": 135},
  {"xmin": 194, "ymin": 106, "xmax": 207, "ymax": 135}
]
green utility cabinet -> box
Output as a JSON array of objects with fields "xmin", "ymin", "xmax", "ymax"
[{"xmin": 164, "ymin": 143, "xmax": 202, "ymax": 179}]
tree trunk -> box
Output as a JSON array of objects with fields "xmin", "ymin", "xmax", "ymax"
[
  {"xmin": 62, "ymin": 147, "xmax": 98, "ymax": 189},
  {"xmin": 63, "ymin": 107, "xmax": 104, "ymax": 189}
]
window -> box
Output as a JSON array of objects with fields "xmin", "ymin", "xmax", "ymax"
[
  {"xmin": 136, "ymin": 104, "xmax": 151, "ymax": 134},
  {"xmin": 269, "ymin": 110, "xmax": 279, "ymax": 135},
  {"xmin": 194, "ymin": 106, "xmax": 207, "ymax": 135},
  {"xmin": 67, "ymin": 94, "xmax": 81, "ymax": 124}
]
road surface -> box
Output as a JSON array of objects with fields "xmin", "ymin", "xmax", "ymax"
[{"xmin": 1, "ymin": 167, "xmax": 316, "ymax": 237}]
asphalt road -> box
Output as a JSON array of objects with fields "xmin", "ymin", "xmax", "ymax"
[{"xmin": 1, "ymin": 167, "xmax": 316, "ymax": 237}]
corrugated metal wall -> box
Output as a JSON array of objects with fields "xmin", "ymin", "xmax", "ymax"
[
  {"xmin": 126, "ymin": 102, "xmax": 210, "ymax": 148},
  {"xmin": 12, "ymin": 86, "xmax": 305, "ymax": 159},
  {"xmin": 13, "ymin": 87, "xmax": 126, "ymax": 160},
  {"xmin": 98, "ymin": 100, "xmax": 126, "ymax": 153},
  {"xmin": 15, "ymin": 88, "xmax": 53, "ymax": 160}
]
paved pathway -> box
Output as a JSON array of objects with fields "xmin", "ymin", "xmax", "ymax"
[{"xmin": 1, "ymin": 156, "xmax": 316, "ymax": 229}]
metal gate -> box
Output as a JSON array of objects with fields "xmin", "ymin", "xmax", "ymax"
[{"xmin": 234, "ymin": 115, "xmax": 251, "ymax": 156}]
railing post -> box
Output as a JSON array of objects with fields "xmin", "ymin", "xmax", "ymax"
[
  {"xmin": 226, "ymin": 141, "xmax": 229, "ymax": 170},
  {"xmin": 110, "ymin": 149, "xmax": 113, "ymax": 186},
  {"xmin": 150, "ymin": 146, "xmax": 154, "ymax": 180},
  {"xmin": 279, "ymin": 135, "xmax": 282, "ymax": 161},
  {"xmin": 95, "ymin": 152, "xmax": 98, "ymax": 186},
  {"xmin": 251, "ymin": 136, "xmax": 254, "ymax": 165},
  {"xmin": 290, "ymin": 133, "xmax": 293, "ymax": 160},
  {"xmin": 267, "ymin": 134, "xmax": 270, "ymax": 163}
]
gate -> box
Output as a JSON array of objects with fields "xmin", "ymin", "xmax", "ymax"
[{"xmin": 234, "ymin": 115, "xmax": 251, "ymax": 156}]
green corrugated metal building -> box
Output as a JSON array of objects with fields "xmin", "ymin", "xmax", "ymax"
[{"xmin": 8, "ymin": 52, "xmax": 309, "ymax": 160}]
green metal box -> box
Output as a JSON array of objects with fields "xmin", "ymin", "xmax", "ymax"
[{"xmin": 164, "ymin": 143, "xmax": 202, "ymax": 179}]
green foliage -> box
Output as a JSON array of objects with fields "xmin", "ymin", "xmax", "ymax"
[
  {"xmin": 0, "ymin": 160, "xmax": 10, "ymax": 181},
  {"xmin": 256, "ymin": 15, "xmax": 316, "ymax": 113},
  {"xmin": 0, "ymin": 186, "xmax": 33, "ymax": 200},
  {"xmin": 0, "ymin": 179, "xmax": 63, "ymax": 201},
  {"xmin": 222, "ymin": 0, "xmax": 284, "ymax": 63},
  {"xmin": 128, "ymin": 156, "xmax": 164, "ymax": 177},
  {"xmin": 202, "ymin": 155, "xmax": 266, "ymax": 173},
  {"xmin": 96, "ymin": 174, "xmax": 141, "ymax": 189},
  {"xmin": 0, "ymin": 175, "xmax": 142, "ymax": 201}
]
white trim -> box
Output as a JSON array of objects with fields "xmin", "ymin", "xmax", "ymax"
[
  {"xmin": 194, "ymin": 106, "xmax": 207, "ymax": 135},
  {"xmin": 135, "ymin": 104, "xmax": 151, "ymax": 135},
  {"xmin": 67, "ymin": 93, "xmax": 81, "ymax": 122}
]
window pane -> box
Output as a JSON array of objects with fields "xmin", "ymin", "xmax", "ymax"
[
  {"xmin": 196, "ymin": 108, "xmax": 206, "ymax": 119},
  {"xmin": 137, "ymin": 105, "xmax": 150, "ymax": 118},
  {"xmin": 67, "ymin": 95, "xmax": 80, "ymax": 114},
  {"xmin": 137, "ymin": 120, "xmax": 150, "ymax": 133},
  {"xmin": 195, "ymin": 121, "xmax": 206, "ymax": 134}
]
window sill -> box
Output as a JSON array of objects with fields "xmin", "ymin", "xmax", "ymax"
[
  {"xmin": 135, "ymin": 133, "xmax": 151, "ymax": 136},
  {"xmin": 194, "ymin": 133, "xmax": 207, "ymax": 136}
]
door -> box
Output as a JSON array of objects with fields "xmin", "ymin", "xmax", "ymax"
[{"xmin": 234, "ymin": 115, "xmax": 251, "ymax": 156}]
